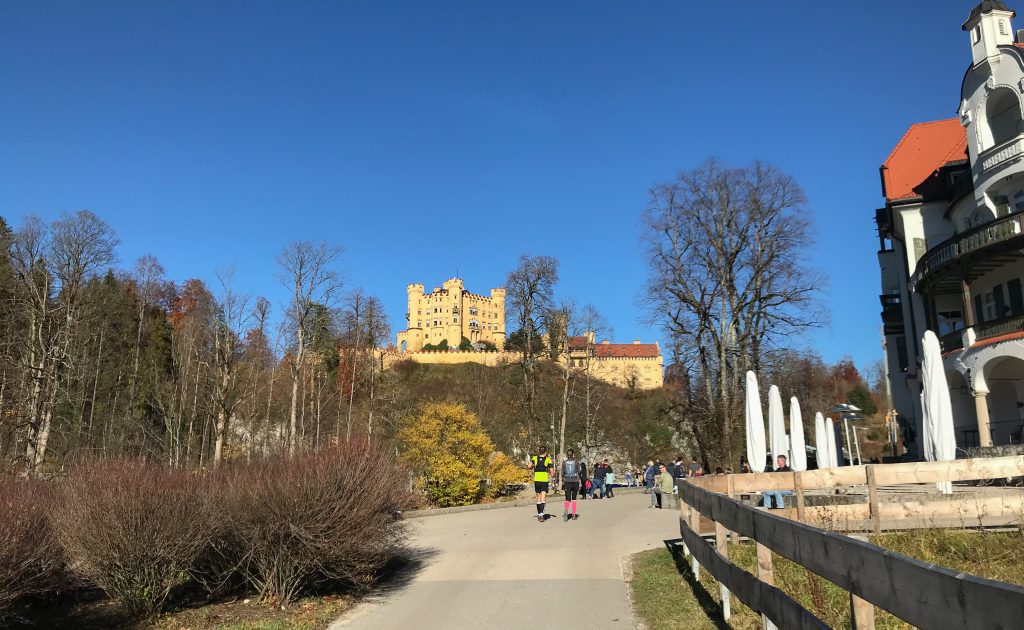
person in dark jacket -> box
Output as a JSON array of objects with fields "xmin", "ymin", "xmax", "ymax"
[{"xmin": 579, "ymin": 460, "xmax": 589, "ymax": 499}]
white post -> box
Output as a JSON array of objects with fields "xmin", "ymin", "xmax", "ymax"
[
  {"xmin": 843, "ymin": 416, "xmax": 853, "ymax": 465},
  {"xmin": 853, "ymin": 425, "xmax": 863, "ymax": 465}
]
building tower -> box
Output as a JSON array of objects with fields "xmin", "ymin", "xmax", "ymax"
[{"xmin": 964, "ymin": 0, "xmax": 1016, "ymax": 67}]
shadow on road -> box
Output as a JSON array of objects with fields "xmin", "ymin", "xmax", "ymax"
[
  {"xmin": 662, "ymin": 538, "xmax": 731, "ymax": 630},
  {"xmin": 371, "ymin": 546, "xmax": 440, "ymax": 598}
]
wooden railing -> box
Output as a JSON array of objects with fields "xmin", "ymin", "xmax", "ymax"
[
  {"xmin": 909, "ymin": 212, "xmax": 1024, "ymax": 292},
  {"xmin": 677, "ymin": 456, "xmax": 1024, "ymax": 629}
]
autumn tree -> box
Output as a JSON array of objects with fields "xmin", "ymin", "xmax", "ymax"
[{"xmin": 397, "ymin": 402, "xmax": 497, "ymax": 507}]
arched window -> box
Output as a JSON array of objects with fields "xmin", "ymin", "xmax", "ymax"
[{"xmin": 986, "ymin": 88, "xmax": 1023, "ymax": 146}]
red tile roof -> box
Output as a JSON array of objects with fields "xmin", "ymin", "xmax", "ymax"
[
  {"xmin": 567, "ymin": 336, "xmax": 589, "ymax": 349},
  {"xmin": 593, "ymin": 343, "xmax": 660, "ymax": 358},
  {"xmin": 969, "ymin": 330, "xmax": 1024, "ymax": 350},
  {"xmin": 881, "ymin": 119, "xmax": 967, "ymax": 202}
]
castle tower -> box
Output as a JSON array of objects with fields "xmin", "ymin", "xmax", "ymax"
[
  {"xmin": 398, "ymin": 283, "xmax": 425, "ymax": 352},
  {"xmin": 490, "ymin": 287, "xmax": 506, "ymax": 350}
]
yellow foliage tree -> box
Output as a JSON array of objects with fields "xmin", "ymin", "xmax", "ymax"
[
  {"xmin": 399, "ymin": 402, "xmax": 499, "ymax": 507},
  {"xmin": 486, "ymin": 452, "xmax": 529, "ymax": 498}
]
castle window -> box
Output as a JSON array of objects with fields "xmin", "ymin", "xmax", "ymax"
[
  {"xmin": 1000, "ymin": 20, "xmax": 1008, "ymax": 36},
  {"xmin": 974, "ymin": 24, "xmax": 982, "ymax": 44},
  {"xmin": 986, "ymin": 87, "xmax": 1023, "ymax": 146}
]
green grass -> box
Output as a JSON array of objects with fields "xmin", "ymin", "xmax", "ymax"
[{"xmin": 630, "ymin": 529, "xmax": 1024, "ymax": 630}]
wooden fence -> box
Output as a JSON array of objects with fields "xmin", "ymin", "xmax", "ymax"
[{"xmin": 678, "ymin": 456, "xmax": 1024, "ymax": 629}]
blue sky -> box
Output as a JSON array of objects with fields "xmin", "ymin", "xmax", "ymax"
[{"xmin": 0, "ymin": 1, "xmax": 982, "ymax": 370}]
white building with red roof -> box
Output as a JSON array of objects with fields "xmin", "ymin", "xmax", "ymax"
[{"xmin": 877, "ymin": 0, "xmax": 1024, "ymax": 456}]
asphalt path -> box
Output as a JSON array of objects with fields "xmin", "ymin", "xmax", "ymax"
[{"xmin": 329, "ymin": 491, "xmax": 681, "ymax": 630}]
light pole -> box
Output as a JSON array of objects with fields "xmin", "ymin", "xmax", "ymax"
[{"xmin": 830, "ymin": 404, "xmax": 864, "ymax": 465}]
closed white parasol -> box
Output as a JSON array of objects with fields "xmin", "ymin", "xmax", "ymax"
[
  {"xmin": 789, "ymin": 397, "xmax": 807, "ymax": 471},
  {"xmin": 921, "ymin": 330, "xmax": 957, "ymax": 494},
  {"xmin": 826, "ymin": 417, "xmax": 839, "ymax": 467},
  {"xmin": 814, "ymin": 412, "xmax": 829, "ymax": 469},
  {"xmin": 745, "ymin": 371, "xmax": 767, "ymax": 472},
  {"xmin": 768, "ymin": 385, "xmax": 789, "ymax": 469}
]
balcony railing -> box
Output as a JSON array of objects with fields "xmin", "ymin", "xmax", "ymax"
[
  {"xmin": 979, "ymin": 136, "xmax": 1024, "ymax": 172},
  {"xmin": 909, "ymin": 212, "xmax": 1024, "ymax": 291},
  {"xmin": 975, "ymin": 314, "xmax": 1024, "ymax": 343}
]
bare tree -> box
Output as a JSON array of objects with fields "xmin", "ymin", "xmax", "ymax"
[
  {"xmin": 362, "ymin": 295, "xmax": 390, "ymax": 438},
  {"xmin": 211, "ymin": 268, "xmax": 251, "ymax": 466},
  {"xmin": 505, "ymin": 254, "xmax": 558, "ymax": 441},
  {"xmin": 577, "ymin": 304, "xmax": 611, "ymax": 463},
  {"xmin": 642, "ymin": 159, "xmax": 823, "ymax": 466},
  {"xmin": 341, "ymin": 289, "xmax": 365, "ymax": 442},
  {"xmin": 10, "ymin": 211, "xmax": 118, "ymax": 475},
  {"xmin": 276, "ymin": 241, "xmax": 343, "ymax": 456},
  {"xmin": 546, "ymin": 299, "xmax": 577, "ymax": 469}
]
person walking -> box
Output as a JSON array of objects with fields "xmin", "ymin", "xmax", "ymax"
[
  {"xmin": 579, "ymin": 459, "xmax": 589, "ymax": 500},
  {"xmin": 561, "ymin": 449, "xmax": 581, "ymax": 521},
  {"xmin": 530, "ymin": 446, "xmax": 553, "ymax": 523},
  {"xmin": 643, "ymin": 460, "xmax": 655, "ymax": 492},
  {"xmin": 592, "ymin": 460, "xmax": 605, "ymax": 499},
  {"xmin": 602, "ymin": 459, "xmax": 615, "ymax": 498}
]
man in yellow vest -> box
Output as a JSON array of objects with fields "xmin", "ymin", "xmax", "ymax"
[{"xmin": 530, "ymin": 446, "xmax": 553, "ymax": 523}]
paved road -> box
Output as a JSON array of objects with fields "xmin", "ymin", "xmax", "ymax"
[{"xmin": 329, "ymin": 491, "xmax": 681, "ymax": 630}]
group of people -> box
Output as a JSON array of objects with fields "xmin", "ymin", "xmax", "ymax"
[
  {"xmin": 528, "ymin": 447, "xmax": 623, "ymax": 523},
  {"xmin": 530, "ymin": 446, "xmax": 801, "ymax": 523}
]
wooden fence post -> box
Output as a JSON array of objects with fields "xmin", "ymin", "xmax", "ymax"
[
  {"xmin": 756, "ymin": 542, "xmax": 777, "ymax": 630},
  {"xmin": 794, "ymin": 471, "xmax": 806, "ymax": 522},
  {"xmin": 851, "ymin": 593, "xmax": 876, "ymax": 630},
  {"xmin": 690, "ymin": 507, "xmax": 701, "ymax": 580},
  {"xmin": 726, "ymin": 474, "xmax": 738, "ymax": 543},
  {"xmin": 866, "ymin": 465, "xmax": 880, "ymax": 536},
  {"xmin": 715, "ymin": 521, "xmax": 731, "ymax": 621}
]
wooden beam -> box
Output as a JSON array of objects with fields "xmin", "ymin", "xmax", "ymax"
[
  {"xmin": 690, "ymin": 456, "xmax": 1024, "ymax": 494},
  {"xmin": 794, "ymin": 471, "xmax": 806, "ymax": 523},
  {"xmin": 866, "ymin": 465, "xmax": 880, "ymax": 536}
]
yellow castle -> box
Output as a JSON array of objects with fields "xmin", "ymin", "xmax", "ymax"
[
  {"xmin": 396, "ymin": 278, "xmax": 506, "ymax": 352},
  {"xmin": 391, "ymin": 277, "xmax": 664, "ymax": 389}
]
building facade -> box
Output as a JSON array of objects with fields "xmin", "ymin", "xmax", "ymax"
[
  {"xmin": 877, "ymin": 1, "xmax": 1024, "ymax": 456},
  {"xmin": 565, "ymin": 333, "xmax": 664, "ymax": 390},
  {"xmin": 396, "ymin": 277, "xmax": 506, "ymax": 352}
]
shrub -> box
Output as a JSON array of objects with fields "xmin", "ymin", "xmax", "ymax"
[
  {"xmin": 214, "ymin": 442, "xmax": 412, "ymax": 604},
  {"xmin": 50, "ymin": 460, "xmax": 214, "ymax": 618},
  {"xmin": 398, "ymin": 402, "xmax": 495, "ymax": 507},
  {"xmin": 485, "ymin": 452, "xmax": 528, "ymax": 498},
  {"xmin": 0, "ymin": 478, "xmax": 65, "ymax": 620}
]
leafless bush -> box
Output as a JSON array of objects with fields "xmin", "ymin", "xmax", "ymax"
[
  {"xmin": 50, "ymin": 460, "xmax": 214, "ymax": 617},
  {"xmin": 214, "ymin": 441, "xmax": 413, "ymax": 603},
  {"xmin": 0, "ymin": 478, "xmax": 65, "ymax": 620}
]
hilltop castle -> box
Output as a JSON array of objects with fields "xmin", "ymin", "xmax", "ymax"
[
  {"xmin": 396, "ymin": 277, "xmax": 507, "ymax": 352},
  {"xmin": 392, "ymin": 277, "xmax": 664, "ymax": 389}
]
